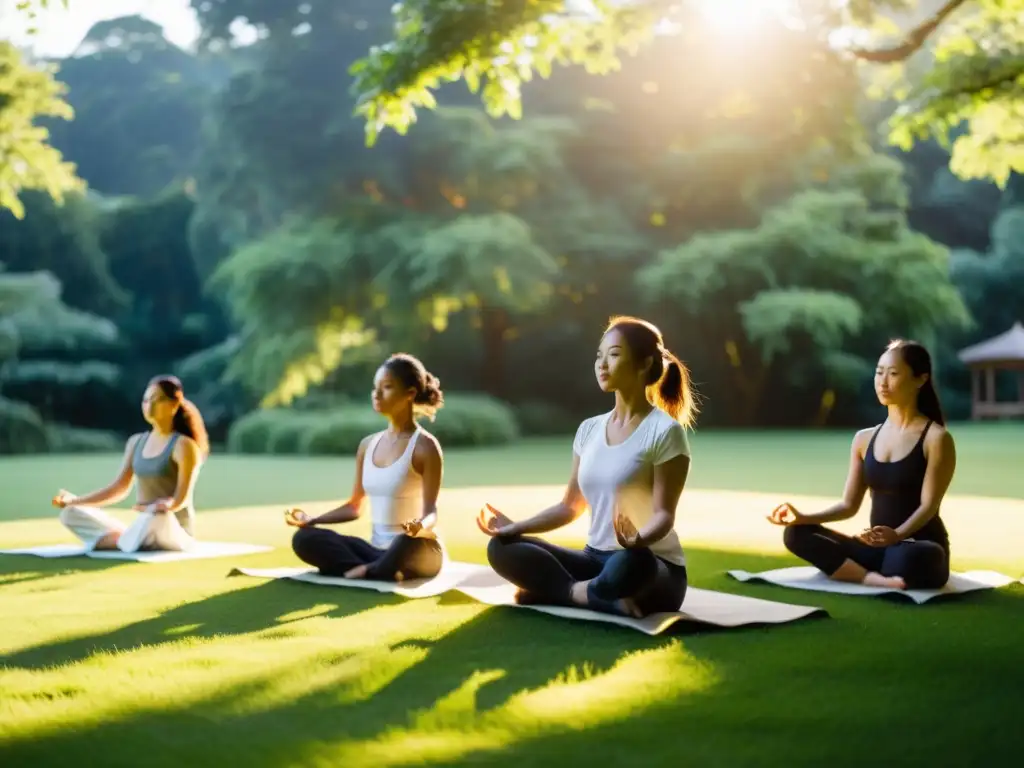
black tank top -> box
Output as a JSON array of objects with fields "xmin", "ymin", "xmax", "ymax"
[{"xmin": 862, "ymin": 421, "xmax": 949, "ymax": 548}]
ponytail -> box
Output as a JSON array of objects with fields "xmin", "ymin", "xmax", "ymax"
[
  {"xmin": 916, "ymin": 379, "xmax": 946, "ymax": 427},
  {"xmin": 173, "ymin": 398, "xmax": 211, "ymax": 457},
  {"xmin": 652, "ymin": 351, "xmax": 697, "ymax": 428}
]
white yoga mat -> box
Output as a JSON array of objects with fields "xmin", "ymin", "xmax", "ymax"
[
  {"xmin": 727, "ymin": 566, "xmax": 1018, "ymax": 604},
  {"xmin": 228, "ymin": 561, "xmax": 488, "ymax": 599},
  {"xmin": 230, "ymin": 562, "xmax": 827, "ymax": 635},
  {"xmin": 1, "ymin": 541, "xmax": 273, "ymax": 563}
]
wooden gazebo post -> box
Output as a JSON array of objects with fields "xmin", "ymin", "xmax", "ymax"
[{"xmin": 956, "ymin": 322, "xmax": 1024, "ymax": 420}]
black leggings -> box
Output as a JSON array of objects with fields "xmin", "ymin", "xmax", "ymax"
[
  {"xmin": 486, "ymin": 535, "xmax": 687, "ymax": 617},
  {"xmin": 783, "ymin": 524, "xmax": 950, "ymax": 590},
  {"xmin": 292, "ymin": 527, "xmax": 443, "ymax": 581}
]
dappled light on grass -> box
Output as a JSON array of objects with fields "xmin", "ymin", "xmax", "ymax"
[
  {"xmin": 0, "ymin": 597, "xmax": 483, "ymax": 745},
  {"xmin": 314, "ymin": 642, "xmax": 715, "ymax": 768}
]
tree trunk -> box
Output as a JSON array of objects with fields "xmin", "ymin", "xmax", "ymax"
[{"xmin": 479, "ymin": 305, "xmax": 508, "ymax": 398}]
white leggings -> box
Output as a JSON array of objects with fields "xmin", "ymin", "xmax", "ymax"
[{"xmin": 59, "ymin": 505, "xmax": 195, "ymax": 553}]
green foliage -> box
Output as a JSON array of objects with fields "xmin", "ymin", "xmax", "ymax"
[
  {"xmin": 638, "ymin": 150, "xmax": 971, "ymax": 423},
  {"xmin": 886, "ymin": 0, "xmax": 1024, "ymax": 187},
  {"xmin": 45, "ymin": 16, "xmax": 217, "ymax": 197},
  {"xmin": 209, "ymin": 216, "xmax": 384, "ymax": 407},
  {"xmin": 512, "ymin": 400, "xmax": 578, "ymax": 437},
  {"xmin": 1, "ymin": 360, "xmax": 126, "ymax": 429},
  {"xmin": 5, "ymin": 302, "xmax": 118, "ymax": 355},
  {"xmin": 429, "ymin": 393, "xmax": 520, "ymax": 447},
  {"xmin": 0, "ymin": 394, "xmax": 50, "ymax": 454},
  {"xmin": 0, "ymin": 41, "xmax": 82, "ymax": 218},
  {"xmin": 227, "ymin": 393, "xmax": 519, "ymax": 455},
  {"xmin": 739, "ymin": 289, "xmax": 864, "ymax": 363},
  {"xmin": 46, "ymin": 424, "xmax": 123, "ymax": 453},
  {"xmin": 0, "ymin": 191, "xmax": 127, "ymax": 315}
]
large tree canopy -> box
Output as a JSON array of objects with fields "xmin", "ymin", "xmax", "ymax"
[{"xmin": 346, "ymin": 0, "xmax": 1023, "ymax": 186}]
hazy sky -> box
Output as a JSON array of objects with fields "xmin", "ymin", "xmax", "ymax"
[{"xmin": 1, "ymin": 0, "xmax": 200, "ymax": 56}]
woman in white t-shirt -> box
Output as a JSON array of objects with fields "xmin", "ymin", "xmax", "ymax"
[
  {"xmin": 284, "ymin": 353, "xmax": 446, "ymax": 582},
  {"xmin": 478, "ymin": 316, "xmax": 697, "ymax": 618}
]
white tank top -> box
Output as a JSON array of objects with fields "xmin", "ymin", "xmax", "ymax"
[{"xmin": 362, "ymin": 428, "xmax": 426, "ymax": 548}]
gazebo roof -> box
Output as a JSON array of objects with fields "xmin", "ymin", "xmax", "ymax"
[{"xmin": 957, "ymin": 322, "xmax": 1024, "ymax": 365}]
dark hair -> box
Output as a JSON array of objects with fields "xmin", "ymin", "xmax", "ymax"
[
  {"xmin": 383, "ymin": 353, "xmax": 444, "ymax": 421},
  {"xmin": 149, "ymin": 375, "xmax": 211, "ymax": 457},
  {"xmin": 886, "ymin": 339, "xmax": 946, "ymax": 426},
  {"xmin": 605, "ymin": 315, "xmax": 698, "ymax": 427}
]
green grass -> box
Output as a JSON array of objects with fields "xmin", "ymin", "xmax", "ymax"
[
  {"xmin": 3, "ymin": 422, "xmax": 1021, "ymax": 522},
  {"xmin": 1, "ymin": 425, "xmax": 1022, "ymax": 766}
]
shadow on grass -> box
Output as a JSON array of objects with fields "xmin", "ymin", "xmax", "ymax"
[
  {"xmin": 0, "ymin": 554, "xmax": 130, "ymax": 589},
  {"xmin": 1, "ymin": 547, "xmax": 1021, "ymax": 767}
]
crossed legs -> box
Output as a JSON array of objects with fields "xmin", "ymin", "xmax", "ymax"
[
  {"xmin": 783, "ymin": 524, "xmax": 949, "ymax": 590},
  {"xmin": 486, "ymin": 535, "xmax": 687, "ymax": 617}
]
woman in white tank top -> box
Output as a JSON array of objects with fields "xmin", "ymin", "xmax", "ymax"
[
  {"xmin": 478, "ymin": 317, "xmax": 697, "ymax": 618},
  {"xmin": 285, "ymin": 354, "xmax": 446, "ymax": 581}
]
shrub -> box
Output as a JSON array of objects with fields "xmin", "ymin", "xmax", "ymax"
[
  {"xmin": 226, "ymin": 392, "xmax": 520, "ymax": 455},
  {"xmin": 1, "ymin": 360, "xmax": 129, "ymax": 430},
  {"xmin": 47, "ymin": 425, "xmax": 124, "ymax": 453},
  {"xmin": 513, "ymin": 400, "xmax": 578, "ymax": 436},
  {"xmin": 226, "ymin": 409, "xmax": 289, "ymax": 454},
  {"xmin": 429, "ymin": 394, "xmax": 520, "ymax": 447},
  {"xmin": 0, "ymin": 396, "xmax": 50, "ymax": 454},
  {"xmin": 267, "ymin": 411, "xmax": 326, "ymax": 454},
  {"xmin": 297, "ymin": 407, "xmax": 379, "ymax": 455}
]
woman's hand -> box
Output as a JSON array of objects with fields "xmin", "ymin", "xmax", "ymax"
[
  {"xmin": 613, "ymin": 513, "xmax": 642, "ymax": 549},
  {"xmin": 766, "ymin": 502, "xmax": 807, "ymax": 526},
  {"xmin": 856, "ymin": 526, "xmax": 900, "ymax": 547},
  {"xmin": 476, "ymin": 503, "xmax": 516, "ymax": 537},
  {"xmin": 148, "ymin": 498, "xmax": 172, "ymax": 514},
  {"xmin": 284, "ymin": 508, "xmax": 313, "ymax": 528},
  {"xmin": 51, "ymin": 489, "xmax": 76, "ymax": 509},
  {"xmin": 402, "ymin": 518, "xmax": 424, "ymax": 537}
]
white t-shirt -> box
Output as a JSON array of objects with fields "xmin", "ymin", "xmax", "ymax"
[{"xmin": 574, "ymin": 408, "xmax": 690, "ymax": 566}]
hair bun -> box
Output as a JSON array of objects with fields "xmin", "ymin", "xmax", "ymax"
[{"xmin": 415, "ymin": 373, "xmax": 444, "ymax": 408}]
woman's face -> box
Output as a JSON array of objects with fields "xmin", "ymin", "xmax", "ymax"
[
  {"xmin": 874, "ymin": 349, "xmax": 924, "ymax": 407},
  {"xmin": 595, "ymin": 329, "xmax": 646, "ymax": 393},
  {"xmin": 371, "ymin": 366, "xmax": 414, "ymax": 416},
  {"xmin": 141, "ymin": 384, "xmax": 178, "ymax": 425}
]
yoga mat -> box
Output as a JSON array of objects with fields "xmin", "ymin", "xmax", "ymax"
[
  {"xmin": 1, "ymin": 541, "xmax": 273, "ymax": 563},
  {"xmin": 726, "ymin": 566, "xmax": 1017, "ymax": 604},
  {"xmin": 230, "ymin": 562, "xmax": 827, "ymax": 635},
  {"xmin": 228, "ymin": 561, "xmax": 487, "ymax": 599}
]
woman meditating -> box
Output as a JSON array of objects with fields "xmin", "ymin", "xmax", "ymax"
[
  {"xmin": 479, "ymin": 316, "xmax": 696, "ymax": 618},
  {"xmin": 286, "ymin": 353, "xmax": 445, "ymax": 582},
  {"xmin": 52, "ymin": 375, "xmax": 209, "ymax": 552},
  {"xmin": 768, "ymin": 340, "xmax": 956, "ymax": 590}
]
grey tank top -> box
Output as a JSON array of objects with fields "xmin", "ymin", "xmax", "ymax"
[{"xmin": 131, "ymin": 432, "xmax": 194, "ymax": 531}]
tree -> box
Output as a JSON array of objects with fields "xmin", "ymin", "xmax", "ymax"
[
  {"xmin": 884, "ymin": 0, "xmax": 1024, "ymax": 187},
  {"xmin": 44, "ymin": 16, "xmax": 222, "ymax": 197},
  {"xmin": 0, "ymin": 41, "xmax": 81, "ymax": 218},
  {"xmin": 347, "ymin": 0, "xmax": 1023, "ymax": 186},
  {"xmin": 637, "ymin": 151, "xmax": 971, "ymax": 425}
]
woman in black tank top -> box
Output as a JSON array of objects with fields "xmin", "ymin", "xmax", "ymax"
[{"xmin": 767, "ymin": 340, "xmax": 957, "ymax": 590}]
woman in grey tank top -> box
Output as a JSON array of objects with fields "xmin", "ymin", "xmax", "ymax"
[
  {"xmin": 52, "ymin": 375, "xmax": 210, "ymax": 552},
  {"xmin": 286, "ymin": 354, "xmax": 446, "ymax": 582}
]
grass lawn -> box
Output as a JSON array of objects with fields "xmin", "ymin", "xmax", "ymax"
[{"xmin": 1, "ymin": 424, "xmax": 1021, "ymax": 766}]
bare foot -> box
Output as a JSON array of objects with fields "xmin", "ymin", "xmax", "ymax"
[
  {"xmin": 569, "ymin": 580, "xmax": 590, "ymax": 607},
  {"xmin": 94, "ymin": 532, "xmax": 121, "ymax": 550},
  {"xmin": 394, "ymin": 570, "xmax": 405, "ymax": 583},
  {"xmin": 617, "ymin": 597, "xmax": 643, "ymax": 618},
  {"xmin": 863, "ymin": 571, "xmax": 907, "ymax": 589},
  {"xmin": 343, "ymin": 564, "xmax": 369, "ymax": 579}
]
